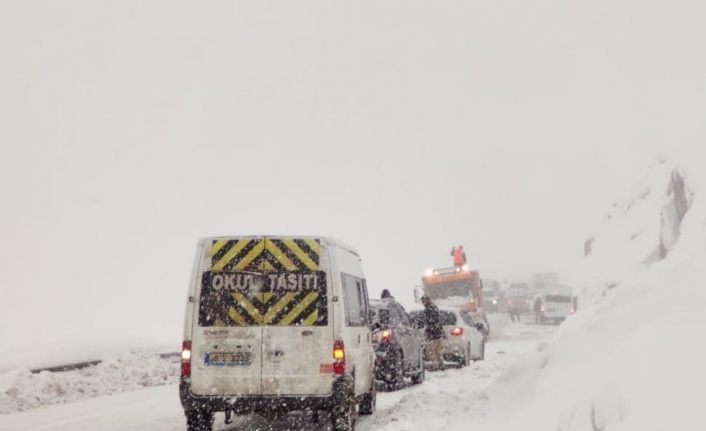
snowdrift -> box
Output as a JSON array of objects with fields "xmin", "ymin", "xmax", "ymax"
[
  {"xmin": 482, "ymin": 155, "xmax": 706, "ymax": 430},
  {"xmin": 0, "ymin": 351, "xmax": 178, "ymax": 414}
]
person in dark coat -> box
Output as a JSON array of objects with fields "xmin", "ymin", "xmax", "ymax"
[
  {"xmin": 533, "ymin": 296, "xmax": 543, "ymax": 323},
  {"xmin": 421, "ymin": 296, "xmax": 445, "ymax": 371}
]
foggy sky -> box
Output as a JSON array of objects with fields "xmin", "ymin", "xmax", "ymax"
[{"xmin": 1, "ymin": 0, "xmax": 704, "ymax": 349}]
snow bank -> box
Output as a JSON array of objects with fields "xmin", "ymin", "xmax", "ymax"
[
  {"xmin": 0, "ymin": 335, "xmax": 176, "ymax": 374},
  {"xmin": 0, "ymin": 351, "xmax": 178, "ymax": 414},
  {"xmin": 479, "ymin": 152, "xmax": 706, "ymax": 430}
]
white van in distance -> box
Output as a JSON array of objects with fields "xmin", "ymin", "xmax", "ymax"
[
  {"xmin": 180, "ymin": 236, "xmax": 376, "ymax": 431},
  {"xmin": 539, "ymin": 284, "xmax": 575, "ymax": 324}
]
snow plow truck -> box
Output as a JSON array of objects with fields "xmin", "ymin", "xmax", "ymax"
[{"xmin": 416, "ymin": 265, "xmax": 490, "ymax": 338}]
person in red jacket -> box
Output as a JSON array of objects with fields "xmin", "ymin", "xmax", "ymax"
[{"xmin": 450, "ymin": 245, "xmax": 467, "ymax": 268}]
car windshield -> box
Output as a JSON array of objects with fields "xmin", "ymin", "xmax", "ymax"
[
  {"xmin": 439, "ymin": 311, "xmax": 457, "ymax": 325},
  {"xmin": 459, "ymin": 311, "xmax": 475, "ymax": 326},
  {"xmin": 409, "ymin": 310, "xmax": 457, "ymax": 326},
  {"xmin": 423, "ymin": 280, "xmax": 471, "ymax": 300}
]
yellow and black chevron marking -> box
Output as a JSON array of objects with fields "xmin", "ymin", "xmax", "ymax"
[
  {"xmin": 210, "ymin": 238, "xmax": 321, "ymax": 272},
  {"xmin": 198, "ymin": 271, "xmax": 328, "ymax": 327}
]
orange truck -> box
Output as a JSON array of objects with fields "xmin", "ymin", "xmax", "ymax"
[
  {"xmin": 416, "ymin": 265, "xmax": 490, "ymax": 338},
  {"xmin": 418, "ymin": 266, "xmax": 485, "ymax": 314}
]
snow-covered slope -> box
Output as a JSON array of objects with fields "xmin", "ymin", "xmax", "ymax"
[{"xmin": 480, "ymin": 153, "xmax": 706, "ymax": 430}]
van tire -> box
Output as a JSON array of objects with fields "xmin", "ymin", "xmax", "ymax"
[
  {"xmin": 411, "ymin": 353, "xmax": 425, "ymax": 385},
  {"xmin": 332, "ymin": 403, "xmax": 355, "ymax": 431},
  {"xmin": 389, "ymin": 350, "xmax": 405, "ymax": 389},
  {"xmin": 359, "ymin": 380, "xmax": 376, "ymax": 415},
  {"xmin": 186, "ymin": 409, "xmax": 214, "ymax": 431}
]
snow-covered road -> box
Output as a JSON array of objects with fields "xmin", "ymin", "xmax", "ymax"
[{"xmin": 0, "ymin": 316, "xmax": 556, "ymax": 431}]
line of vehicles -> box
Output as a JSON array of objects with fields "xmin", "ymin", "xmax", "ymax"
[
  {"xmin": 482, "ymin": 275, "xmax": 576, "ymax": 324},
  {"xmin": 177, "ymin": 236, "xmax": 566, "ymax": 431}
]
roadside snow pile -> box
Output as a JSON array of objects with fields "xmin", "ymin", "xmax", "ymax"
[
  {"xmin": 479, "ymin": 154, "xmax": 706, "ymax": 430},
  {"xmin": 0, "ymin": 351, "xmax": 178, "ymax": 414}
]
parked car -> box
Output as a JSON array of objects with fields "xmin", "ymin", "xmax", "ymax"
[
  {"xmin": 369, "ymin": 298, "xmax": 425, "ymax": 388},
  {"xmin": 506, "ymin": 283, "xmax": 531, "ymax": 313},
  {"xmin": 180, "ymin": 236, "xmax": 376, "ymax": 431},
  {"xmin": 409, "ymin": 306, "xmax": 486, "ymax": 368},
  {"xmin": 482, "ymin": 288, "xmax": 501, "ymax": 312}
]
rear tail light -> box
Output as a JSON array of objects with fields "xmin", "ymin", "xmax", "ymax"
[
  {"xmin": 333, "ymin": 339, "xmax": 346, "ymax": 375},
  {"xmin": 450, "ymin": 327, "xmax": 463, "ymax": 336},
  {"xmin": 381, "ymin": 329, "xmax": 393, "ymax": 343},
  {"xmin": 181, "ymin": 341, "xmax": 192, "ymax": 377}
]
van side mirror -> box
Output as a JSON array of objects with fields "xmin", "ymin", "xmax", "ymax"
[
  {"xmin": 379, "ymin": 309, "xmax": 390, "ymax": 325},
  {"xmin": 475, "ymin": 322, "xmax": 485, "ymax": 331}
]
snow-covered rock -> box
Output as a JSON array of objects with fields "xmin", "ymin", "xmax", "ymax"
[{"xmin": 480, "ymin": 151, "xmax": 706, "ymax": 430}]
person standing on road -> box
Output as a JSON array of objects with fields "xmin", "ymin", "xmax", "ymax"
[
  {"xmin": 509, "ymin": 304, "xmax": 521, "ymax": 323},
  {"xmin": 450, "ymin": 245, "xmax": 467, "ymax": 269},
  {"xmin": 533, "ymin": 296, "xmax": 543, "ymax": 323},
  {"xmin": 421, "ymin": 296, "xmax": 445, "ymax": 371}
]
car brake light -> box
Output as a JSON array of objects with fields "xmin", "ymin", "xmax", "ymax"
[
  {"xmin": 333, "ymin": 339, "xmax": 346, "ymax": 375},
  {"xmin": 451, "ymin": 327, "xmax": 463, "ymax": 336},
  {"xmin": 381, "ymin": 329, "xmax": 393, "ymax": 343},
  {"xmin": 181, "ymin": 341, "xmax": 192, "ymax": 377}
]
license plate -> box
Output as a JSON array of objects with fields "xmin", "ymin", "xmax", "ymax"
[{"xmin": 205, "ymin": 351, "xmax": 252, "ymax": 366}]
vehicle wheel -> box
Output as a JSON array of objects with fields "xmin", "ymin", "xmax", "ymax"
[
  {"xmin": 411, "ymin": 352, "xmax": 425, "ymax": 385},
  {"xmin": 359, "ymin": 379, "xmax": 376, "ymax": 415},
  {"xmin": 388, "ymin": 350, "xmax": 404, "ymax": 390},
  {"xmin": 332, "ymin": 403, "xmax": 356, "ymax": 431},
  {"xmin": 458, "ymin": 349, "xmax": 469, "ymax": 368},
  {"xmin": 186, "ymin": 409, "xmax": 214, "ymax": 431}
]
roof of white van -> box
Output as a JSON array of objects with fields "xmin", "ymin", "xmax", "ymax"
[{"xmin": 197, "ymin": 235, "xmax": 360, "ymax": 257}]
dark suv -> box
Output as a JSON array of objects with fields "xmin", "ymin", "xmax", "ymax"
[{"xmin": 369, "ymin": 298, "xmax": 425, "ymax": 389}]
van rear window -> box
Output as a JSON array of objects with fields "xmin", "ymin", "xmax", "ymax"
[
  {"xmin": 198, "ymin": 271, "xmax": 328, "ymax": 327},
  {"xmin": 545, "ymin": 295, "xmax": 571, "ymax": 303}
]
